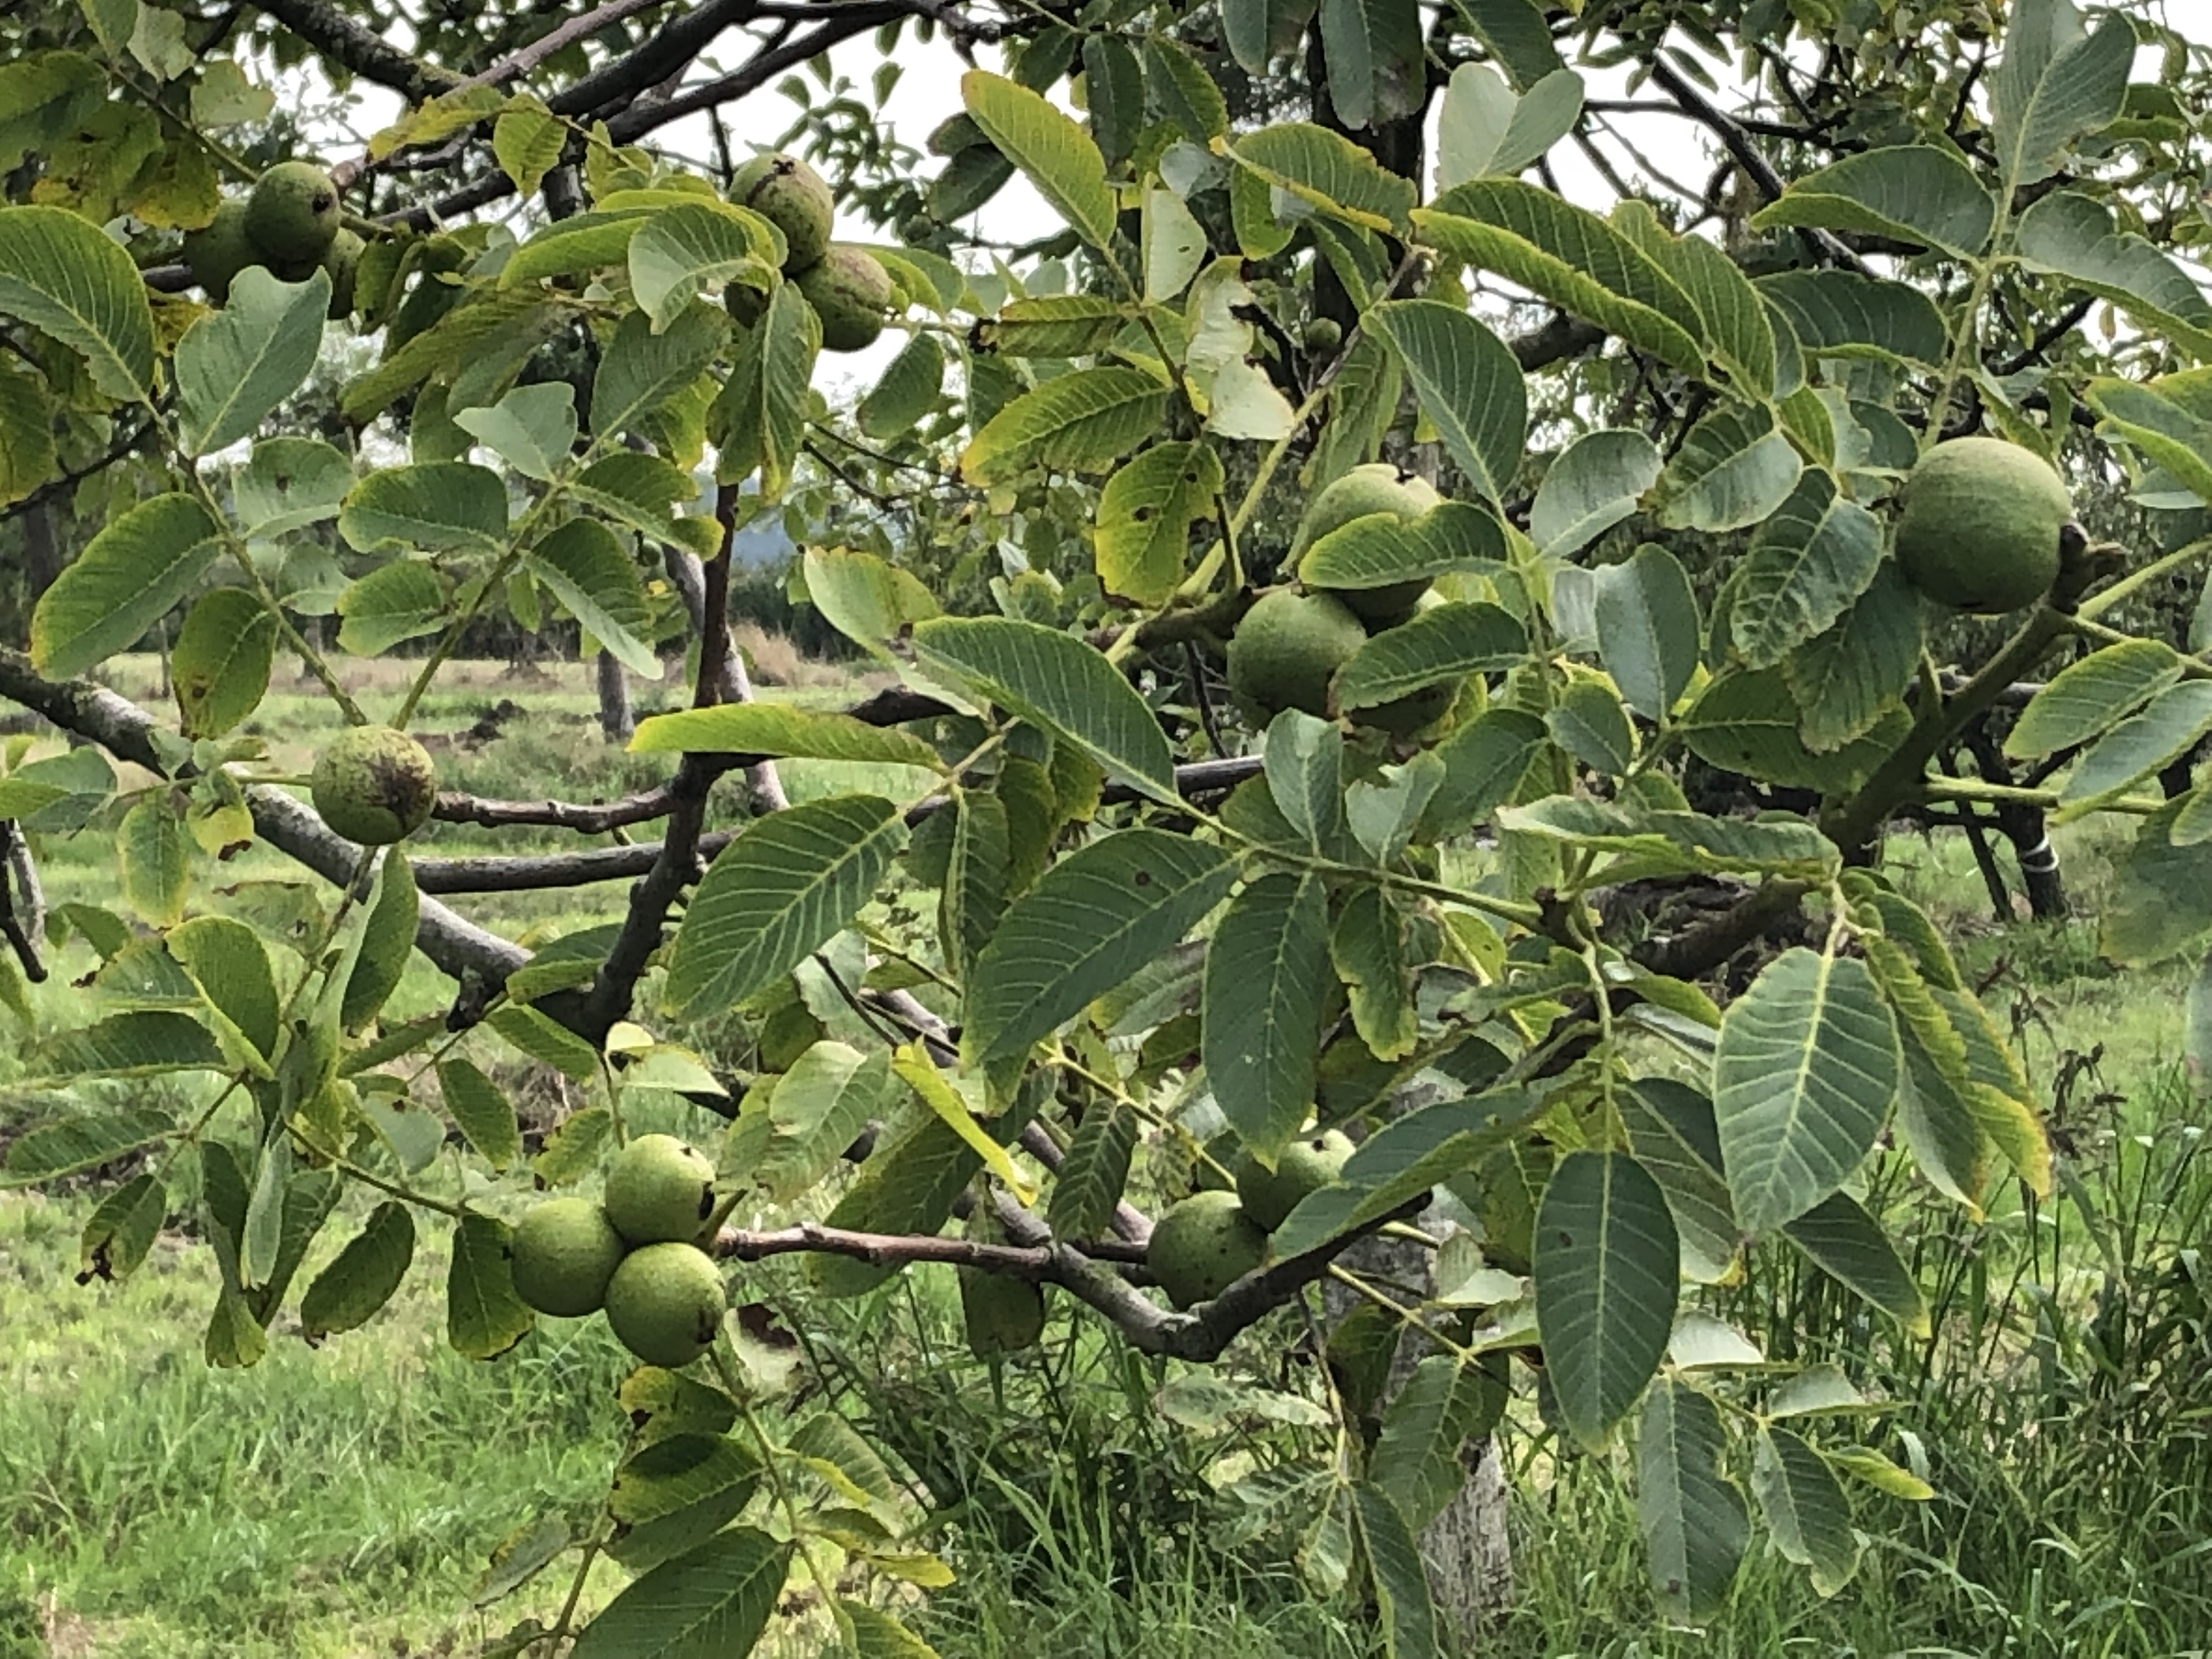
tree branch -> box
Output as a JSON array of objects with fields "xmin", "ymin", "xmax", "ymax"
[{"xmin": 244, "ymin": 0, "xmax": 463, "ymax": 100}]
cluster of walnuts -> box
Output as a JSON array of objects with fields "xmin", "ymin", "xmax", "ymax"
[
  {"xmin": 183, "ymin": 160, "xmax": 360, "ymax": 319},
  {"xmin": 1147, "ymin": 1131, "xmax": 1355, "ymax": 1310},
  {"xmin": 725, "ymin": 151, "xmax": 895, "ymax": 353},
  {"xmin": 180, "ymin": 150, "xmax": 897, "ymax": 354},
  {"xmin": 511, "ymin": 1134, "xmax": 729, "ymax": 1368}
]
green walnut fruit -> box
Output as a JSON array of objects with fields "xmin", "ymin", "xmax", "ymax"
[
  {"xmin": 730, "ymin": 151, "xmax": 834, "ymax": 274},
  {"xmin": 1236, "ymin": 1130, "xmax": 1355, "ymax": 1232},
  {"xmin": 510, "ymin": 1197, "xmax": 627, "ymax": 1318},
  {"xmin": 1895, "ymin": 436, "xmax": 2076, "ymax": 614},
  {"xmin": 1300, "ymin": 317, "xmax": 1343, "ymax": 354},
  {"xmin": 604, "ymin": 1133, "xmax": 718, "ymax": 1246},
  {"xmin": 604, "ymin": 1242, "xmax": 725, "ymax": 1368},
  {"xmin": 797, "ymin": 247, "xmax": 895, "ymax": 352},
  {"xmin": 318, "ymin": 228, "xmax": 364, "ymax": 319},
  {"xmin": 182, "ymin": 199, "xmax": 259, "ymax": 303},
  {"xmin": 960, "ymin": 1268, "xmax": 1048, "ymax": 1357},
  {"xmin": 1149, "ymin": 1190, "xmax": 1270, "ymax": 1310},
  {"xmin": 310, "ymin": 725, "xmax": 438, "ymax": 845},
  {"xmin": 1294, "ymin": 462, "xmax": 1445, "ymax": 624},
  {"xmin": 1226, "ymin": 589, "xmax": 1368, "ymax": 725},
  {"xmin": 245, "ymin": 160, "xmax": 341, "ymax": 264}
]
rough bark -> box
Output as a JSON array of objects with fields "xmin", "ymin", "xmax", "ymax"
[{"xmin": 594, "ymin": 649, "xmax": 634, "ymax": 742}]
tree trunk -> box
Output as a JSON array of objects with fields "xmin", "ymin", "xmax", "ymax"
[
  {"xmin": 22, "ymin": 497, "xmax": 64, "ymax": 600},
  {"xmin": 1961, "ymin": 725, "xmax": 2067, "ymax": 918},
  {"xmin": 595, "ymin": 649, "xmax": 634, "ymax": 742},
  {"xmin": 659, "ymin": 543, "xmax": 789, "ymax": 810}
]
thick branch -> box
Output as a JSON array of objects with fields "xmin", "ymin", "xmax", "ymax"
[{"xmin": 244, "ymin": 0, "xmax": 463, "ymax": 100}]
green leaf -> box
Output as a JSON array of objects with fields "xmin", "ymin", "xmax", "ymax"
[
  {"xmin": 1530, "ymin": 429, "xmax": 1663, "ymax": 560},
  {"xmin": 117, "ymin": 799, "xmax": 189, "ymax": 928},
  {"xmin": 438, "ymin": 1057, "xmax": 521, "ymax": 1171},
  {"xmin": 169, "ymin": 914, "xmax": 279, "ymax": 1060},
  {"xmin": 1436, "ymin": 63, "xmax": 1584, "ymax": 184},
  {"xmin": 2085, "ymin": 371, "xmax": 2212, "ymax": 506},
  {"xmin": 2101, "ymin": 799, "xmax": 2212, "ymax": 967},
  {"xmin": 857, "ymin": 334, "xmax": 945, "ymax": 442},
  {"xmin": 2, "ymin": 1104, "xmax": 174, "ymax": 1186},
  {"xmin": 1757, "ymin": 271, "xmax": 1959, "ymax": 369},
  {"xmin": 2057, "ymin": 680, "xmax": 2212, "ymax": 810},
  {"xmin": 336, "ymin": 560, "xmax": 449, "ymax": 657},
  {"xmin": 27, "ymin": 1010, "xmax": 224, "ymax": 1081},
  {"xmin": 1203, "ymin": 872, "xmax": 1332, "ymax": 1156},
  {"xmin": 1229, "ymin": 123, "xmax": 1416, "ymax": 234},
  {"xmin": 0, "ymin": 204, "xmax": 157, "ymax": 400},
  {"xmin": 1417, "ymin": 185, "xmax": 1704, "ymax": 374},
  {"xmin": 1364, "ymin": 301, "xmax": 1527, "ymax": 505},
  {"xmin": 2007, "ymin": 638, "xmax": 2182, "ymax": 757},
  {"xmin": 1046, "ymin": 1098, "xmax": 1137, "ymax": 1240},
  {"xmin": 338, "ymin": 461, "xmax": 508, "ymax": 554},
  {"xmin": 1081, "ymin": 35, "xmax": 1144, "ymax": 164},
  {"xmin": 1296, "ymin": 500, "xmax": 1509, "ymax": 592},
  {"xmin": 1713, "ymin": 948, "xmax": 1900, "ymax": 1233},
  {"xmin": 174, "ymin": 265, "xmax": 330, "ymax": 455},
  {"xmin": 1989, "ymin": 0, "xmax": 2131, "ymax": 190},
  {"xmin": 526, "ymin": 518, "xmax": 658, "ymax": 676},
  {"xmin": 1783, "ymin": 564, "xmax": 1924, "ymax": 753},
  {"xmin": 300, "ymin": 1201, "xmax": 416, "ymax": 1340},
  {"xmin": 1422, "ymin": 708, "xmax": 1551, "ymax": 836},
  {"xmin": 1455, "ymin": 0, "xmax": 1560, "ymax": 87},
  {"xmin": 1544, "ymin": 680, "xmax": 1635, "ymax": 776},
  {"xmin": 1498, "ymin": 798, "xmax": 1836, "ymax": 881},
  {"xmin": 235, "ymin": 436, "xmax": 353, "ymax": 535},
  {"xmin": 958, "ymin": 366, "xmax": 1170, "ymax": 484},
  {"xmin": 1094, "ymin": 442, "xmax": 1222, "ymax": 607},
  {"xmin": 1679, "ymin": 668, "xmax": 1906, "ymax": 794},
  {"xmin": 503, "ymin": 212, "xmax": 650, "ymax": 288},
  {"xmin": 569, "ymin": 1526, "xmax": 791, "ymax": 1659},
  {"xmin": 1319, "ymin": 0, "xmax": 1424, "ymax": 131},
  {"xmin": 448, "ymin": 1211, "xmax": 534, "ymax": 1359},
  {"xmin": 809, "ymin": 1110, "xmax": 997, "ymax": 1299},
  {"xmin": 1373, "ymin": 1356, "xmax": 1505, "ymax": 1531},
  {"xmin": 592, "ymin": 303, "xmax": 728, "ymax": 443},
  {"xmin": 961, "ymin": 70, "xmax": 1116, "ymax": 251},
  {"xmin": 491, "ymin": 97, "xmax": 563, "ymax": 198},
  {"xmin": 79, "ymin": 1172, "xmax": 168, "ymax": 1280},
  {"xmin": 838, "ymin": 1602, "xmax": 940, "ymax": 1658},
  {"xmin": 1638, "ymin": 1380, "xmax": 1748, "ymax": 1621},
  {"xmin": 747, "ymin": 1041, "xmax": 891, "ymax": 1204},
  {"xmin": 170, "ymin": 587, "xmax": 276, "ymax": 740},
  {"xmin": 1533, "ymin": 1151, "xmax": 1679, "ymax": 1450},
  {"xmin": 910, "ymin": 615, "xmax": 1176, "ymax": 800},
  {"xmin": 975, "ymin": 295, "xmax": 1127, "ymax": 358},
  {"xmin": 629, "ymin": 201, "xmax": 780, "ymax": 329},
  {"xmin": 1351, "ymin": 1485, "xmax": 1442, "ymax": 1659},
  {"xmin": 342, "ymin": 850, "xmax": 418, "ymax": 1034},
  {"xmin": 453, "ymin": 382, "xmax": 577, "ymax": 481},
  {"xmin": 1332, "ymin": 602, "xmax": 1527, "ymax": 711},
  {"xmin": 606, "ymin": 1433, "xmax": 766, "ymax": 1573},
  {"xmin": 1143, "ymin": 37, "xmax": 1231, "ymax": 144},
  {"xmin": 1620, "ymin": 1079, "xmax": 1739, "ymax": 1284},
  {"xmin": 964, "ymin": 828, "xmax": 1235, "ymax": 1065},
  {"xmin": 0, "ymin": 358, "xmax": 57, "ymax": 506},
  {"xmin": 1592, "ymin": 544, "xmax": 1700, "ymax": 720},
  {"xmin": 800, "ymin": 546, "xmax": 940, "ymax": 658},
  {"xmin": 1781, "ymin": 1190, "xmax": 1930, "ymax": 1335},
  {"xmin": 632, "ymin": 704, "xmax": 943, "ymax": 771},
  {"xmin": 663, "ymin": 795, "xmax": 907, "ymax": 1018},
  {"xmin": 30, "ymin": 493, "xmax": 223, "ymax": 678},
  {"xmin": 1729, "ymin": 469, "xmax": 1883, "ymax": 670},
  {"xmin": 1750, "ymin": 146, "xmax": 1996, "ymax": 259},
  {"xmin": 2015, "ymin": 192, "xmax": 2212, "ymax": 361},
  {"xmin": 1616, "ymin": 205, "xmax": 1777, "ymax": 395},
  {"xmin": 1330, "ymin": 884, "xmax": 1416, "ymax": 1060},
  {"xmin": 713, "ymin": 281, "xmax": 819, "ymax": 498},
  {"xmin": 1263, "ymin": 710, "xmax": 1346, "ymax": 855},
  {"xmin": 1752, "ymin": 1426, "xmax": 1861, "ymax": 1596},
  {"xmin": 1652, "ymin": 404, "xmax": 1803, "ymax": 533}
]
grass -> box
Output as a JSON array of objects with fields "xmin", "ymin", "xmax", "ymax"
[{"xmin": 5, "ymin": 657, "xmax": 2210, "ymax": 1657}]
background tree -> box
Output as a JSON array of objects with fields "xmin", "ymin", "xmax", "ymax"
[{"xmin": 4, "ymin": 0, "xmax": 2211, "ymax": 1652}]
